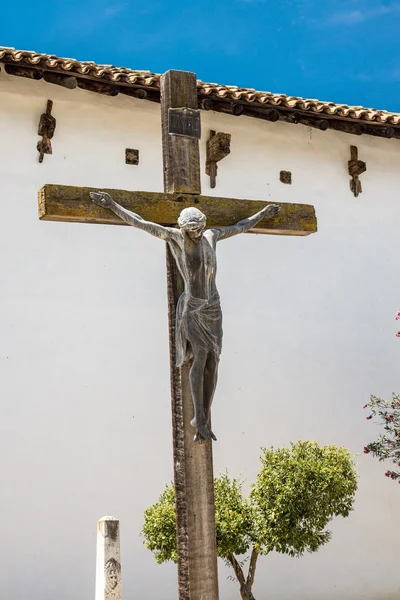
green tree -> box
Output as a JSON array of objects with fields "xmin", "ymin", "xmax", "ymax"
[{"xmin": 142, "ymin": 441, "xmax": 357, "ymax": 600}]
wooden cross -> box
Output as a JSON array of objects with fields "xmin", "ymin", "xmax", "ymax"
[{"xmin": 38, "ymin": 70, "xmax": 317, "ymax": 600}]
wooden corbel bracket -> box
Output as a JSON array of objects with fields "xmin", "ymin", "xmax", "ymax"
[
  {"xmin": 206, "ymin": 130, "xmax": 231, "ymax": 188},
  {"xmin": 37, "ymin": 100, "xmax": 56, "ymax": 163},
  {"xmin": 348, "ymin": 145, "xmax": 367, "ymax": 197}
]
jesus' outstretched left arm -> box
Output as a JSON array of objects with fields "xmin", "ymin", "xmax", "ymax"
[{"xmin": 212, "ymin": 203, "xmax": 280, "ymax": 241}]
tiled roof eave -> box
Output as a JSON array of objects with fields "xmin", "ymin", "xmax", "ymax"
[
  {"xmin": 1, "ymin": 46, "xmax": 400, "ymax": 137},
  {"xmin": 0, "ymin": 57, "xmax": 159, "ymax": 89}
]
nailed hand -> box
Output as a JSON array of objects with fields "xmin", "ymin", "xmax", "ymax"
[
  {"xmin": 265, "ymin": 204, "xmax": 281, "ymax": 218},
  {"xmin": 90, "ymin": 191, "xmax": 114, "ymax": 208}
]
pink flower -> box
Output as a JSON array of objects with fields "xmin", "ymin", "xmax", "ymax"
[
  {"xmin": 396, "ymin": 311, "xmax": 400, "ymax": 320},
  {"xmin": 363, "ymin": 447, "xmax": 370, "ymax": 454},
  {"xmin": 362, "ymin": 404, "xmax": 368, "ymax": 409},
  {"xmin": 366, "ymin": 415, "xmax": 373, "ymax": 420},
  {"xmin": 396, "ymin": 332, "xmax": 400, "ymax": 338}
]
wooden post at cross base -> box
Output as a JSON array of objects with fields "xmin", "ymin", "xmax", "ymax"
[{"xmin": 37, "ymin": 70, "xmax": 317, "ymax": 600}]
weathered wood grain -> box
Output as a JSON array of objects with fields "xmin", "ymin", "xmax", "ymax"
[
  {"xmin": 207, "ymin": 132, "xmax": 231, "ymax": 164},
  {"xmin": 38, "ymin": 184, "xmax": 317, "ymax": 236},
  {"xmin": 77, "ymin": 79, "xmax": 119, "ymax": 96},
  {"xmin": 43, "ymin": 72, "xmax": 78, "ymax": 89},
  {"xmin": 4, "ymin": 63, "xmax": 43, "ymax": 79},
  {"xmin": 37, "ymin": 101, "xmax": 56, "ymax": 163},
  {"xmin": 161, "ymin": 70, "xmax": 201, "ymax": 194},
  {"xmin": 206, "ymin": 131, "xmax": 231, "ymax": 189}
]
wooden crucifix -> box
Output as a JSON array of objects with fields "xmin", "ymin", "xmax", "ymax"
[{"xmin": 38, "ymin": 70, "xmax": 317, "ymax": 600}]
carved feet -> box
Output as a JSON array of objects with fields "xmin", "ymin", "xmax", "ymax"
[{"xmin": 191, "ymin": 418, "xmax": 217, "ymax": 443}]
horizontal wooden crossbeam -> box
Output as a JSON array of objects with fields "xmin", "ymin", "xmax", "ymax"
[{"xmin": 38, "ymin": 184, "xmax": 317, "ymax": 236}]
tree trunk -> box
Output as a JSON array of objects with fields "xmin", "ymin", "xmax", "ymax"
[
  {"xmin": 240, "ymin": 584, "xmax": 256, "ymax": 600},
  {"xmin": 228, "ymin": 552, "xmax": 257, "ymax": 600}
]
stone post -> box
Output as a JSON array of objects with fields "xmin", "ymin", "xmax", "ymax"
[{"xmin": 95, "ymin": 516, "xmax": 122, "ymax": 600}]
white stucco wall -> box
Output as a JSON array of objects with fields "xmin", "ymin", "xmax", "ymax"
[{"xmin": 0, "ymin": 70, "xmax": 399, "ymax": 600}]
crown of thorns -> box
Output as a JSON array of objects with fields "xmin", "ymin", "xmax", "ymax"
[{"xmin": 177, "ymin": 207, "xmax": 206, "ymax": 229}]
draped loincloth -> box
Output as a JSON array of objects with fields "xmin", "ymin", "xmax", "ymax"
[{"xmin": 175, "ymin": 292, "xmax": 223, "ymax": 367}]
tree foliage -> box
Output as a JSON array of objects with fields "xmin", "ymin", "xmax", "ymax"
[
  {"xmin": 214, "ymin": 472, "xmax": 253, "ymax": 559},
  {"xmin": 142, "ymin": 485, "xmax": 177, "ymax": 564},
  {"xmin": 141, "ymin": 441, "xmax": 357, "ymax": 600},
  {"xmin": 364, "ymin": 394, "xmax": 400, "ymax": 482},
  {"xmin": 250, "ymin": 442, "xmax": 358, "ymax": 557}
]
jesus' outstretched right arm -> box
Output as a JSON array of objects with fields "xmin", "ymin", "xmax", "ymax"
[{"xmin": 90, "ymin": 191, "xmax": 180, "ymax": 242}]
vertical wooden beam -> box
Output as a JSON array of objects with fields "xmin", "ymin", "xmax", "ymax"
[
  {"xmin": 161, "ymin": 70, "xmax": 219, "ymax": 600},
  {"xmin": 161, "ymin": 70, "xmax": 201, "ymax": 195}
]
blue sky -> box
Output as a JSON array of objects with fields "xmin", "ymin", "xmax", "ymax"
[{"xmin": 1, "ymin": 0, "xmax": 399, "ymax": 112}]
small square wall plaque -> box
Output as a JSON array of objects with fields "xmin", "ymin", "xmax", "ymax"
[
  {"xmin": 125, "ymin": 148, "xmax": 139, "ymax": 165},
  {"xmin": 280, "ymin": 170, "xmax": 292, "ymax": 184},
  {"xmin": 168, "ymin": 107, "xmax": 201, "ymax": 139}
]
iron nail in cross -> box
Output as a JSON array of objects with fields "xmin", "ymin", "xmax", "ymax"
[{"xmin": 38, "ymin": 69, "xmax": 317, "ymax": 600}]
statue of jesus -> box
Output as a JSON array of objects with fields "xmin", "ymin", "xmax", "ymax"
[{"xmin": 90, "ymin": 192, "xmax": 280, "ymax": 442}]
